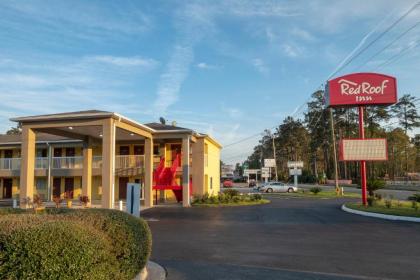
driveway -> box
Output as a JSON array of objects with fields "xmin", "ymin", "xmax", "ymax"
[{"xmin": 142, "ymin": 197, "xmax": 420, "ymax": 280}]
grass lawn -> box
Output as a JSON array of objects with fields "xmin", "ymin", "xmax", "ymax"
[
  {"xmin": 263, "ymin": 190, "xmax": 361, "ymax": 199},
  {"xmin": 192, "ymin": 199, "xmax": 270, "ymax": 207},
  {"xmin": 346, "ymin": 201, "xmax": 420, "ymax": 218}
]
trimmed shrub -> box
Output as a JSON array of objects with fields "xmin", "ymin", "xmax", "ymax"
[
  {"xmin": 58, "ymin": 209, "xmax": 152, "ymax": 278},
  {"xmin": 223, "ymin": 189, "xmax": 239, "ymax": 198},
  {"xmin": 310, "ymin": 187, "xmax": 322, "ymax": 195},
  {"xmin": 0, "ymin": 209, "xmax": 152, "ymax": 280},
  {"xmin": 0, "ymin": 216, "xmax": 121, "ymax": 279}
]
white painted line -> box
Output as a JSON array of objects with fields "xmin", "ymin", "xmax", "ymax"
[{"xmin": 342, "ymin": 204, "xmax": 420, "ymax": 223}]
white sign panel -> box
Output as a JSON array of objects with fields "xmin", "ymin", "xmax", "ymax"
[
  {"xmin": 261, "ymin": 167, "xmax": 270, "ymax": 178},
  {"xmin": 289, "ymin": 169, "xmax": 302, "ymax": 176},
  {"xmin": 126, "ymin": 183, "xmax": 141, "ymax": 217},
  {"xmin": 264, "ymin": 159, "xmax": 276, "ymax": 167},
  {"xmin": 244, "ymin": 169, "xmax": 260, "ymax": 176},
  {"xmin": 339, "ymin": 139, "xmax": 388, "ymax": 161},
  {"xmin": 287, "ymin": 161, "xmax": 304, "ymax": 168}
]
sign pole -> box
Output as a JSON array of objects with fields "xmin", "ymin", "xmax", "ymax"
[{"xmin": 358, "ymin": 106, "xmax": 367, "ymax": 206}]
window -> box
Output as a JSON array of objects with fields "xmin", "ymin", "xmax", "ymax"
[
  {"xmin": 119, "ymin": 146, "xmax": 130, "ymax": 155},
  {"xmin": 36, "ymin": 178, "xmax": 47, "ymax": 190},
  {"xmin": 134, "ymin": 145, "xmax": 144, "ymax": 155},
  {"xmin": 153, "ymin": 145, "xmax": 160, "ymax": 155},
  {"xmin": 210, "ymin": 177, "xmax": 213, "ymax": 189}
]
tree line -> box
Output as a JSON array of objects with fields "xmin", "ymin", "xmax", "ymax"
[{"xmin": 242, "ymin": 93, "xmax": 420, "ymax": 182}]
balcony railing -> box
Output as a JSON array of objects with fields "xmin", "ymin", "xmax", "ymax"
[
  {"xmin": 0, "ymin": 158, "xmax": 21, "ymax": 170},
  {"xmin": 115, "ymin": 155, "xmax": 144, "ymax": 169},
  {"xmin": 93, "ymin": 156, "xmax": 102, "ymax": 169},
  {"xmin": 52, "ymin": 156, "xmax": 83, "ymax": 169},
  {"xmin": 35, "ymin": 157, "xmax": 48, "ymax": 169}
]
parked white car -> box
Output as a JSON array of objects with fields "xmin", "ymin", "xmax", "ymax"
[{"xmin": 259, "ymin": 182, "xmax": 297, "ymax": 193}]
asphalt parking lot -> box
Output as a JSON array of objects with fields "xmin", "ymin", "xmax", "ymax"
[{"xmin": 143, "ymin": 196, "xmax": 420, "ymax": 280}]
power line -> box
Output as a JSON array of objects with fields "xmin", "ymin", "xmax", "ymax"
[
  {"xmin": 327, "ymin": 1, "xmax": 420, "ymax": 79},
  {"xmin": 374, "ymin": 39, "xmax": 420, "ymax": 71},
  {"xmin": 355, "ymin": 21, "xmax": 420, "ymax": 71}
]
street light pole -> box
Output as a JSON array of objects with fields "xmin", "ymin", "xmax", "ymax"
[
  {"xmin": 272, "ymin": 133, "xmax": 278, "ymax": 181},
  {"xmin": 329, "ymin": 108, "xmax": 340, "ymax": 195}
]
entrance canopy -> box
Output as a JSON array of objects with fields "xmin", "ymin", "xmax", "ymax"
[{"xmin": 11, "ymin": 110, "xmax": 155, "ymax": 209}]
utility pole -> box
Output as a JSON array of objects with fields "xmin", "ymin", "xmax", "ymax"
[
  {"xmin": 272, "ymin": 132, "xmax": 278, "ymax": 181},
  {"xmin": 329, "ymin": 108, "xmax": 340, "ymax": 195}
]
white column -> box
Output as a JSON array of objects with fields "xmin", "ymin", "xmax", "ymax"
[{"xmin": 182, "ymin": 136, "xmax": 190, "ymax": 207}]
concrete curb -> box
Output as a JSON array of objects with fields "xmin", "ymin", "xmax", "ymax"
[
  {"xmin": 341, "ymin": 204, "xmax": 420, "ymax": 223},
  {"xmin": 134, "ymin": 261, "xmax": 166, "ymax": 280}
]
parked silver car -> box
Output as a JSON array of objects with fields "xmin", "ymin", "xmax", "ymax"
[{"xmin": 259, "ymin": 182, "xmax": 297, "ymax": 193}]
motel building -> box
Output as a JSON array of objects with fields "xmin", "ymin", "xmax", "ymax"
[{"xmin": 0, "ymin": 110, "xmax": 221, "ymax": 209}]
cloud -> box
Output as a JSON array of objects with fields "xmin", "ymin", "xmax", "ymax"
[
  {"xmin": 252, "ymin": 58, "xmax": 269, "ymax": 74},
  {"xmin": 290, "ymin": 27, "xmax": 315, "ymax": 41},
  {"xmin": 152, "ymin": 3, "xmax": 215, "ymax": 115},
  {"xmin": 281, "ymin": 43, "xmax": 302, "ymax": 58},
  {"xmin": 220, "ymin": 0, "xmax": 301, "ymax": 17},
  {"xmin": 196, "ymin": 62, "xmax": 218, "ymax": 69},
  {"xmin": 0, "ymin": 0, "xmax": 152, "ymax": 42},
  {"xmin": 88, "ymin": 55, "xmax": 158, "ymax": 68},
  {"xmin": 153, "ymin": 45, "xmax": 194, "ymax": 114}
]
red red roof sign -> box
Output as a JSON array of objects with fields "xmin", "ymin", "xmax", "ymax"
[{"xmin": 326, "ymin": 73, "xmax": 397, "ymax": 107}]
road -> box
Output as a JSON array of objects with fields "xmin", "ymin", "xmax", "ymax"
[
  {"xmin": 231, "ymin": 183, "xmax": 418, "ymax": 200},
  {"xmin": 143, "ymin": 196, "xmax": 420, "ymax": 280}
]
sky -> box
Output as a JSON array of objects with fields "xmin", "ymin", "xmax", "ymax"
[{"xmin": 0, "ymin": 0, "xmax": 419, "ymax": 164}]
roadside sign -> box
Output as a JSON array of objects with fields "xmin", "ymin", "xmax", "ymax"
[
  {"xmin": 264, "ymin": 159, "xmax": 276, "ymax": 167},
  {"xmin": 261, "ymin": 167, "xmax": 270, "ymax": 178},
  {"xmin": 325, "ymin": 73, "xmax": 397, "ymax": 107},
  {"xmin": 244, "ymin": 169, "xmax": 260, "ymax": 176},
  {"xmin": 289, "ymin": 168, "xmax": 302, "ymax": 176},
  {"xmin": 339, "ymin": 138, "xmax": 388, "ymax": 161},
  {"xmin": 287, "ymin": 161, "xmax": 303, "ymax": 168}
]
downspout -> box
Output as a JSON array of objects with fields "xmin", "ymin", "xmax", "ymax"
[{"xmin": 47, "ymin": 143, "xmax": 52, "ymax": 202}]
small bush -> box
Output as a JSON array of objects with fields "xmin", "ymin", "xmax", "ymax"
[
  {"xmin": 250, "ymin": 194, "xmax": 262, "ymax": 201},
  {"xmin": 367, "ymin": 179, "xmax": 386, "ymax": 196},
  {"xmin": 310, "ymin": 187, "xmax": 322, "ymax": 195},
  {"xmin": 374, "ymin": 193, "xmax": 383, "ymax": 201},
  {"xmin": 385, "ymin": 199, "xmax": 392, "ymax": 209},
  {"xmin": 367, "ymin": 196, "xmax": 375, "ymax": 207},
  {"xmin": 232, "ymin": 196, "xmax": 241, "ymax": 203},
  {"xmin": 79, "ymin": 195, "xmax": 90, "ymax": 207},
  {"xmin": 223, "ymin": 189, "xmax": 239, "ymax": 198},
  {"xmin": 408, "ymin": 194, "xmax": 420, "ymax": 203},
  {"xmin": 411, "ymin": 201, "xmax": 419, "ymax": 211}
]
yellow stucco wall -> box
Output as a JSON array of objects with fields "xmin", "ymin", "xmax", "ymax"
[{"xmin": 203, "ymin": 138, "xmax": 221, "ymax": 195}]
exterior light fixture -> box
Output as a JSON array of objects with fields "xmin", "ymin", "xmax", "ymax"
[
  {"xmin": 68, "ymin": 126, "xmax": 73, "ymax": 130},
  {"xmin": 99, "ymin": 134, "xmax": 103, "ymax": 137},
  {"xmin": 130, "ymin": 133, "xmax": 135, "ymax": 136}
]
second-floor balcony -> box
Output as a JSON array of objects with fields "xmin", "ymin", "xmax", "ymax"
[
  {"xmin": 0, "ymin": 155, "xmax": 147, "ymax": 171},
  {"xmin": 0, "ymin": 158, "xmax": 21, "ymax": 170},
  {"xmin": 52, "ymin": 156, "xmax": 83, "ymax": 169},
  {"xmin": 116, "ymin": 155, "xmax": 144, "ymax": 169}
]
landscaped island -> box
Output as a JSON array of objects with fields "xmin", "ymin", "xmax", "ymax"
[
  {"xmin": 192, "ymin": 189, "xmax": 270, "ymax": 207},
  {"xmin": 345, "ymin": 200, "xmax": 420, "ymax": 218},
  {"xmin": 0, "ymin": 208, "xmax": 151, "ymax": 279}
]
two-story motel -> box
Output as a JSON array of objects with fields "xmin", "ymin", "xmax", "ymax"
[{"xmin": 0, "ymin": 110, "xmax": 221, "ymax": 209}]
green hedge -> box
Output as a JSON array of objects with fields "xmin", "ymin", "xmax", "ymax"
[{"xmin": 0, "ymin": 209, "xmax": 152, "ymax": 280}]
